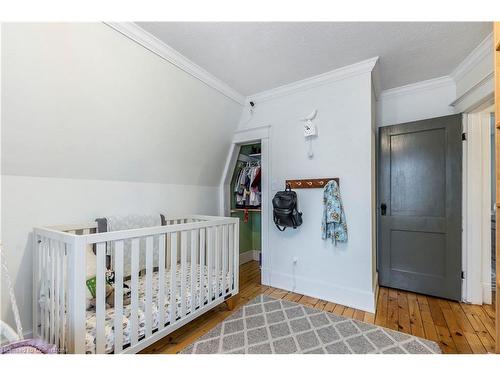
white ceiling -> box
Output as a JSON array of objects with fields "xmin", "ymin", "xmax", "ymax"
[{"xmin": 136, "ymin": 22, "xmax": 491, "ymax": 96}]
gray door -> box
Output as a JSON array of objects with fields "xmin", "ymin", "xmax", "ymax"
[{"xmin": 378, "ymin": 114, "xmax": 462, "ymax": 300}]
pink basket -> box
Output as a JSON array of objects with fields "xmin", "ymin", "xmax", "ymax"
[{"xmin": 1, "ymin": 339, "xmax": 58, "ymax": 354}]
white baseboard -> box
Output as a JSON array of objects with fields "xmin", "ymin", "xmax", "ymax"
[
  {"xmin": 262, "ymin": 268, "xmax": 377, "ymax": 313},
  {"xmin": 239, "ymin": 250, "xmax": 261, "ymax": 265}
]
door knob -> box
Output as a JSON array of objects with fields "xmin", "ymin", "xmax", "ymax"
[{"xmin": 381, "ymin": 203, "xmax": 387, "ymax": 216}]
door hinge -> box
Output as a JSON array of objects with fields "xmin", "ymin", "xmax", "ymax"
[
  {"xmin": 462, "ymin": 133, "xmax": 467, "ymax": 141},
  {"xmin": 461, "ymin": 271, "xmax": 466, "ymax": 279}
]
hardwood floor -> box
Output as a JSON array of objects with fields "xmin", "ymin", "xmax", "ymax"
[{"xmin": 141, "ymin": 260, "xmax": 496, "ymax": 354}]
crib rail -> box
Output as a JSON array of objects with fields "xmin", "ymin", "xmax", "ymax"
[{"xmin": 33, "ymin": 215, "xmax": 239, "ymax": 354}]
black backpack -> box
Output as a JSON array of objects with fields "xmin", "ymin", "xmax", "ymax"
[{"xmin": 272, "ymin": 184, "xmax": 303, "ymax": 231}]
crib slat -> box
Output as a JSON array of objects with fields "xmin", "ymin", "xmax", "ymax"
[
  {"xmin": 190, "ymin": 229, "xmax": 197, "ymax": 313},
  {"xmin": 207, "ymin": 227, "xmax": 213, "ymax": 301},
  {"xmin": 130, "ymin": 238, "xmax": 140, "ymax": 346},
  {"xmin": 170, "ymin": 232, "xmax": 178, "ymax": 324},
  {"xmin": 166, "ymin": 232, "xmax": 171, "ymax": 270},
  {"xmin": 96, "ymin": 242, "xmax": 106, "ymax": 354},
  {"xmin": 50, "ymin": 240, "xmax": 56, "ymax": 344},
  {"xmin": 42, "ymin": 238, "xmax": 48, "ymax": 342},
  {"xmin": 114, "ymin": 240, "xmax": 124, "ymax": 353},
  {"xmin": 234, "ymin": 223, "xmax": 239, "ymax": 293},
  {"xmin": 180, "ymin": 231, "xmax": 187, "ymax": 318},
  {"xmin": 222, "ymin": 225, "xmax": 228, "ymax": 296},
  {"xmin": 61, "ymin": 242, "xmax": 67, "ymax": 352},
  {"xmin": 33, "ymin": 233, "xmax": 39, "ymax": 339},
  {"xmin": 158, "ymin": 234, "xmax": 166, "ymax": 329},
  {"xmin": 54, "ymin": 241, "xmax": 61, "ymax": 347},
  {"xmin": 228, "ymin": 225, "xmax": 234, "ymax": 292},
  {"xmin": 199, "ymin": 228, "xmax": 206, "ymax": 307},
  {"xmin": 214, "ymin": 226, "xmax": 220, "ymax": 298},
  {"xmin": 145, "ymin": 236, "xmax": 153, "ymax": 337}
]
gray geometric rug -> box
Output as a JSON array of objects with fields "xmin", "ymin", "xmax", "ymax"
[{"xmin": 181, "ymin": 294, "xmax": 441, "ymax": 354}]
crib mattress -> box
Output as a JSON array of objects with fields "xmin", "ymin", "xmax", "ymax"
[{"xmin": 85, "ymin": 264, "xmax": 231, "ymax": 354}]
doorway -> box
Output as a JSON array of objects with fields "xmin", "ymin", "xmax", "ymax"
[
  {"xmin": 378, "ymin": 114, "xmax": 463, "ymax": 300},
  {"xmin": 229, "ymin": 143, "xmax": 262, "ymax": 266},
  {"xmin": 219, "ymin": 124, "xmax": 271, "ymax": 286}
]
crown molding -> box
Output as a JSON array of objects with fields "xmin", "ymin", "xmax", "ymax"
[
  {"xmin": 104, "ymin": 22, "xmax": 246, "ymax": 106},
  {"xmin": 450, "ymin": 71, "xmax": 494, "ymax": 112},
  {"xmin": 247, "ymin": 57, "xmax": 379, "ymax": 103},
  {"xmin": 379, "ymin": 76, "xmax": 455, "ymax": 100},
  {"xmin": 450, "ymin": 33, "xmax": 493, "ymax": 82},
  {"xmin": 371, "ymin": 57, "xmax": 382, "ymax": 100}
]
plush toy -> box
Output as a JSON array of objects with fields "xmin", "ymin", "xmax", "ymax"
[
  {"xmin": 87, "ymin": 281, "xmax": 115, "ymax": 309},
  {"xmin": 87, "ymin": 272, "xmax": 132, "ymax": 309},
  {"xmin": 86, "ymin": 246, "xmax": 132, "ymax": 309}
]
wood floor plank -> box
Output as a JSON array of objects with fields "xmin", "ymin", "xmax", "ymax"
[
  {"xmin": 427, "ymin": 297, "xmax": 448, "ymax": 327},
  {"xmin": 323, "ymin": 302, "xmax": 337, "ymax": 313},
  {"xmin": 342, "ymin": 307, "xmax": 355, "ymax": 318},
  {"xmin": 464, "ymin": 332, "xmax": 488, "ymax": 354},
  {"xmin": 422, "ymin": 321, "xmax": 440, "ymax": 343},
  {"xmin": 314, "ymin": 299, "xmax": 328, "ymax": 311},
  {"xmin": 461, "ymin": 304, "xmax": 496, "ymax": 353},
  {"xmin": 448, "ymin": 301, "xmax": 475, "ymax": 333},
  {"xmin": 353, "ymin": 309, "xmax": 365, "ymax": 321},
  {"xmin": 387, "ymin": 288, "xmax": 399, "ymax": 331},
  {"xmin": 470, "ymin": 305, "xmax": 496, "ymax": 339},
  {"xmin": 407, "ymin": 292, "xmax": 425, "ymax": 338},
  {"xmin": 440, "ymin": 305, "xmax": 472, "ymax": 353},
  {"xmin": 298, "ymin": 295, "xmax": 319, "ymax": 307},
  {"xmin": 374, "ymin": 287, "xmax": 388, "ymax": 326},
  {"xmin": 363, "ymin": 312, "xmax": 375, "ymax": 324},
  {"xmin": 282, "ymin": 292, "xmax": 302, "ymax": 303},
  {"xmin": 435, "ymin": 325, "xmax": 458, "ymax": 354},
  {"xmin": 397, "ymin": 291, "xmax": 411, "ymax": 334},
  {"xmin": 333, "ymin": 304, "xmax": 346, "ymax": 316},
  {"xmin": 270, "ymin": 288, "xmax": 288, "ymax": 300}
]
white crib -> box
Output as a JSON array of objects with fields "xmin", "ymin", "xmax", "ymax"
[{"xmin": 33, "ymin": 215, "xmax": 239, "ymax": 354}]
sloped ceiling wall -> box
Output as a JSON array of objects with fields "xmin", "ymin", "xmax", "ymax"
[{"xmin": 2, "ymin": 23, "xmax": 243, "ymax": 186}]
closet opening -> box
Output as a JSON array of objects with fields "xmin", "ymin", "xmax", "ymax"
[{"xmin": 229, "ymin": 143, "xmax": 262, "ymax": 268}]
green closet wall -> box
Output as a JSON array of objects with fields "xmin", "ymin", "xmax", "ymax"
[{"xmin": 230, "ymin": 144, "xmax": 261, "ymax": 254}]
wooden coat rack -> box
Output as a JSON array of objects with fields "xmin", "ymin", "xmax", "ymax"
[{"xmin": 285, "ymin": 178, "xmax": 339, "ymax": 189}]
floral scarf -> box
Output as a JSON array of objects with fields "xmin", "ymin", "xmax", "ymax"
[{"xmin": 321, "ymin": 180, "xmax": 348, "ymax": 244}]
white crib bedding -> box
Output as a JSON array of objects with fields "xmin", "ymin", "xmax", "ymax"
[{"xmin": 85, "ymin": 263, "xmax": 231, "ymax": 354}]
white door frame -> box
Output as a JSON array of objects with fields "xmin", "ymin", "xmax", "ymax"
[
  {"xmin": 219, "ymin": 125, "xmax": 271, "ymax": 284},
  {"xmin": 462, "ymin": 112, "xmax": 492, "ymax": 304}
]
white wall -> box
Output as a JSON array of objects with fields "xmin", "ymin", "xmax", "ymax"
[
  {"xmin": 1, "ymin": 23, "xmax": 242, "ymax": 334},
  {"xmin": 240, "ymin": 70, "xmax": 377, "ymax": 312},
  {"xmin": 2, "ymin": 23, "xmax": 242, "ymax": 185},
  {"xmin": 377, "ymin": 77, "xmax": 456, "ymax": 127}
]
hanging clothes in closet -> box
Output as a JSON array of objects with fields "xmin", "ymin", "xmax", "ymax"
[{"xmin": 234, "ymin": 161, "xmax": 261, "ymax": 208}]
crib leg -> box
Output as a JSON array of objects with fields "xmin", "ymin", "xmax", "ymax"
[{"xmin": 225, "ymin": 294, "xmax": 239, "ymax": 311}]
